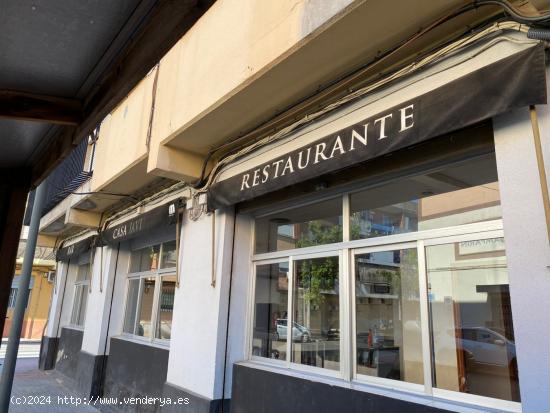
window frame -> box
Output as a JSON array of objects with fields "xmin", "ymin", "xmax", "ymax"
[
  {"xmin": 248, "ymin": 188, "xmax": 520, "ymax": 412},
  {"xmin": 69, "ymin": 262, "xmax": 91, "ymax": 328},
  {"xmin": 249, "ymin": 257, "xmax": 290, "ymax": 369},
  {"xmin": 8, "ymin": 288, "xmax": 18, "ymax": 308},
  {"xmin": 7, "ymin": 287, "xmax": 30, "ymax": 309},
  {"xmin": 351, "ymin": 240, "xmax": 425, "ymax": 394},
  {"xmin": 121, "ymin": 241, "xmax": 177, "ymax": 346}
]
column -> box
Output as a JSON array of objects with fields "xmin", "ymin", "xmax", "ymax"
[
  {"xmin": 162, "ymin": 207, "xmax": 235, "ymax": 413},
  {"xmin": 493, "ymin": 106, "xmax": 550, "ymax": 412}
]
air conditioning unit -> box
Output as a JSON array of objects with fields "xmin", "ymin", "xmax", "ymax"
[{"xmin": 46, "ymin": 271, "xmax": 56, "ymax": 283}]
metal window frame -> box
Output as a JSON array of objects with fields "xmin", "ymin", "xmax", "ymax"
[
  {"xmin": 350, "ymin": 240, "xmax": 426, "ymax": 394},
  {"xmin": 247, "ymin": 186, "xmax": 520, "ymax": 411},
  {"xmin": 421, "ymin": 230, "xmax": 519, "ymax": 413},
  {"xmin": 69, "ymin": 262, "xmax": 90, "ymax": 327},
  {"xmin": 8, "ymin": 288, "xmax": 17, "ymax": 308},
  {"xmin": 121, "ymin": 241, "xmax": 177, "ymax": 346},
  {"xmin": 249, "ymin": 257, "xmax": 289, "ymax": 369}
]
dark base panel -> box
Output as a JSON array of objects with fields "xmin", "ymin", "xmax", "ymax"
[
  {"xmin": 231, "ymin": 364, "xmax": 453, "ymax": 413},
  {"xmin": 54, "ymin": 328, "xmax": 106, "ymax": 398},
  {"xmin": 39, "ymin": 336, "xmax": 58, "ymax": 370},
  {"xmin": 161, "ymin": 382, "xmax": 229, "ymax": 413},
  {"xmin": 55, "ymin": 327, "xmax": 83, "ymax": 379},
  {"xmin": 76, "ymin": 351, "xmax": 106, "ymax": 398},
  {"xmin": 102, "ymin": 337, "xmax": 169, "ymax": 412}
]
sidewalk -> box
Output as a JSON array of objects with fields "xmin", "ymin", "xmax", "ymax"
[{"xmin": 6, "ymin": 358, "xmax": 100, "ymax": 412}]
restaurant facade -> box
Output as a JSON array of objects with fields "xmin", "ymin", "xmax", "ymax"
[{"xmin": 35, "ymin": 1, "xmax": 550, "ymax": 413}]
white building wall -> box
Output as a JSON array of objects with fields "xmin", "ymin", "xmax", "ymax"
[
  {"xmin": 165, "ymin": 208, "xmax": 235, "ymax": 400},
  {"xmin": 106, "ymin": 247, "xmax": 131, "ymax": 352},
  {"xmin": 80, "ymin": 245, "xmax": 120, "ymax": 355},
  {"xmin": 493, "ymin": 107, "xmax": 550, "ymax": 413},
  {"xmin": 45, "ymin": 260, "xmax": 69, "ymax": 338},
  {"xmin": 224, "ymin": 213, "xmax": 254, "ymax": 399},
  {"xmin": 58, "ymin": 261, "xmax": 78, "ymax": 332}
]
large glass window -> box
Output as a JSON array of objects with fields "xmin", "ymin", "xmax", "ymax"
[
  {"xmin": 123, "ymin": 279, "xmax": 140, "ymax": 334},
  {"xmin": 156, "ymin": 275, "xmax": 176, "ymax": 340},
  {"xmin": 426, "ymin": 238, "xmax": 519, "ymax": 402},
  {"xmin": 123, "ymin": 240, "xmax": 177, "ymax": 342},
  {"xmin": 292, "ymin": 256, "xmax": 340, "ymax": 371},
  {"xmin": 160, "ymin": 241, "xmax": 177, "ymax": 269},
  {"xmin": 355, "ymin": 248, "xmax": 423, "ymax": 384},
  {"xmin": 136, "ymin": 277, "xmax": 156, "ymax": 337},
  {"xmin": 129, "ymin": 245, "xmax": 161, "ymax": 273},
  {"xmin": 8, "ymin": 288, "xmax": 18, "ymax": 308},
  {"xmin": 249, "ymin": 153, "xmax": 520, "ymax": 409},
  {"xmin": 8, "ymin": 288, "xmax": 31, "ymax": 309},
  {"xmin": 70, "ymin": 263, "xmax": 90, "ymax": 327},
  {"xmin": 251, "ymin": 256, "xmax": 340, "ymax": 372},
  {"xmin": 252, "ymin": 262, "xmax": 288, "ymax": 360},
  {"xmin": 350, "ymin": 156, "xmax": 501, "ymax": 240},
  {"xmin": 255, "ymin": 197, "xmax": 342, "ymax": 254}
]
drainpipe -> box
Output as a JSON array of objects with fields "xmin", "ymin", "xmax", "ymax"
[{"xmin": 0, "ymin": 182, "xmax": 46, "ymax": 412}]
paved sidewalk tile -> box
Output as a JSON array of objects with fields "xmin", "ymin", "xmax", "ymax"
[{"xmin": 7, "ymin": 358, "xmax": 100, "ymax": 413}]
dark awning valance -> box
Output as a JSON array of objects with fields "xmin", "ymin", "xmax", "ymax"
[
  {"xmin": 100, "ymin": 200, "xmax": 179, "ymax": 246},
  {"xmin": 56, "ymin": 236, "xmax": 96, "ymax": 262},
  {"xmin": 209, "ymin": 44, "xmax": 546, "ymax": 207}
]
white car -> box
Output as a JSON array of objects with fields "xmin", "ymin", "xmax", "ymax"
[
  {"xmin": 275, "ymin": 319, "xmax": 311, "ymax": 342},
  {"xmin": 458, "ymin": 327, "xmax": 516, "ymax": 368}
]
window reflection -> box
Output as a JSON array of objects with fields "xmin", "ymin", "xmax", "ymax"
[
  {"xmin": 76, "ymin": 263, "xmax": 90, "ymax": 282},
  {"xmin": 70, "ymin": 285, "xmax": 88, "ymax": 326},
  {"xmin": 71, "ymin": 263, "xmax": 90, "ymax": 327},
  {"xmin": 136, "ymin": 277, "xmax": 156, "ymax": 337},
  {"xmin": 255, "ymin": 198, "xmax": 342, "ymax": 254},
  {"xmin": 292, "ymin": 257, "xmax": 340, "ymax": 371},
  {"xmin": 351, "ymin": 155, "xmax": 502, "ymax": 240},
  {"xmin": 123, "ymin": 279, "xmax": 140, "ymax": 334},
  {"xmin": 252, "ymin": 263, "xmax": 288, "ymax": 360},
  {"xmin": 130, "ymin": 245, "xmax": 160, "ymax": 272},
  {"xmin": 355, "ymin": 249, "xmax": 423, "ymax": 384},
  {"xmin": 426, "ymin": 239, "xmax": 520, "ymax": 402},
  {"xmin": 125, "ymin": 241, "xmax": 177, "ymax": 341},
  {"xmin": 160, "ymin": 241, "xmax": 177, "ymax": 269},
  {"xmin": 156, "ymin": 275, "xmax": 176, "ymax": 339}
]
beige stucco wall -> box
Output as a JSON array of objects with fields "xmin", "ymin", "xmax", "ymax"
[
  {"xmin": 151, "ymin": 0, "xmax": 357, "ymax": 154},
  {"xmin": 147, "ymin": 0, "xmax": 362, "ymax": 181},
  {"xmin": 90, "ymin": 67, "xmax": 158, "ymax": 192},
  {"xmin": 3, "ymin": 267, "xmax": 54, "ymax": 339},
  {"xmin": 84, "ymin": 0, "xmax": 480, "ymax": 188}
]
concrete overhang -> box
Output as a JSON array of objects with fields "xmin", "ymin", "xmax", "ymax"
[
  {"xmin": 39, "ymin": 182, "xmax": 103, "ymax": 236},
  {"xmin": 68, "ymin": 179, "xmax": 125, "ymax": 213},
  {"xmin": 38, "ymin": 193, "xmax": 71, "ymax": 235},
  {"xmin": 149, "ymin": 0, "xmax": 550, "ymax": 184},
  {"xmin": 156, "ymin": 0, "xmax": 491, "ymax": 156}
]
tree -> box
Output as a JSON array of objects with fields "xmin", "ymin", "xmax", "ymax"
[{"xmin": 296, "ymin": 221, "xmax": 340, "ymax": 306}]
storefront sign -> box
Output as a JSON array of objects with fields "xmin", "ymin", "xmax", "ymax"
[
  {"xmin": 457, "ymin": 238, "xmax": 506, "ymax": 258},
  {"xmin": 209, "ymin": 44, "xmax": 546, "ymax": 207},
  {"xmin": 100, "ymin": 200, "xmax": 179, "ymax": 246},
  {"xmin": 56, "ymin": 236, "xmax": 96, "ymax": 262},
  {"xmin": 239, "ymin": 103, "xmax": 415, "ymax": 192}
]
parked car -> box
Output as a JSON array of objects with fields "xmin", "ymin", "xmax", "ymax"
[
  {"xmin": 275, "ymin": 319, "xmax": 311, "ymax": 342},
  {"xmin": 326, "ymin": 328, "xmax": 339, "ymax": 341},
  {"xmin": 457, "ymin": 327, "xmax": 516, "ymax": 369}
]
